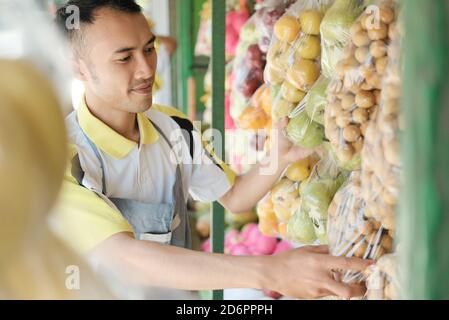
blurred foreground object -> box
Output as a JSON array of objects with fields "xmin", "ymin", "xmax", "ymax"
[{"xmin": 0, "ymin": 59, "xmax": 111, "ymax": 299}]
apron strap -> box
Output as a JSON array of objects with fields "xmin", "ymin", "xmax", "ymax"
[
  {"xmin": 79, "ymin": 116, "xmax": 184, "ymax": 196},
  {"xmin": 81, "ymin": 131, "xmax": 107, "ymax": 195}
]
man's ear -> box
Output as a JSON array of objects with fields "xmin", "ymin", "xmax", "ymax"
[{"xmin": 71, "ymin": 56, "xmax": 88, "ymax": 82}]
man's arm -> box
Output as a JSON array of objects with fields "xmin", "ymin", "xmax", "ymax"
[
  {"xmin": 87, "ymin": 232, "xmax": 371, "ymax": 299},
  {"xmin": 219, "ymin": 119, "xmax": 319, "ymax": 213}
]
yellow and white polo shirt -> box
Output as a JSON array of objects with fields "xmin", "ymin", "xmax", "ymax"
[{"xmin": 50, "ymin": 99, "xmax": 235, "ymax": 254}]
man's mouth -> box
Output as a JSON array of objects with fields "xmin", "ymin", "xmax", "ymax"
[{"xmin": 131, "ymin": 82, "xmax": 153, "ymax": 95}]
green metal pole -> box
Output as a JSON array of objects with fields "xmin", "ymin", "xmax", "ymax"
[
  {"xmin": 400, "ymin": 0, "xmax": 449, "ymax": 300},
  {"xmin": 174, "ymin": 0, "xmax": 193, "ymax": 114},
  {"xmin": 211, "ymin": 0, "xmax": 226, "ymax": 301}
]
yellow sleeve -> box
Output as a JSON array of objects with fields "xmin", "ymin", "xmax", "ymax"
[{"xmin": 50, "ymin": 144, "xmax": 133, "ymax": 255}]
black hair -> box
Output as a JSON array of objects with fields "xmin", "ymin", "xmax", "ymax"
[{"xmin": 55, "ymin": 0, "xmax": 142, "ymax": 56}]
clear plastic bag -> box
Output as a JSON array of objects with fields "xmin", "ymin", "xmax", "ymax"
[
  {"xmin": 364, "ymin": 254, "xmax": 400, "ymax": 300},
  {"xmin": 324, "ymin": 1, "xmax": 397, "ymax": 170},
  {"xmin": 320, "ymin": 0, "xmax": 365, "ymax": 78},
  {"xmin": 230, "ymin": 2, "xmax": 289, "ymax": 122},
  {"xmin": 327, "ymin": 171, "xmax": 394, "ymax": 283},
  {"xmin": 300, "ymin": 149, "xmax": 349, "ymax": 243},
  {"xmin": 304, "ymin": 75, "xmax": 330, "ymax": 125},
  {"xmin": 286, "ymin": 204, "xmax": 318, "ymax": 244},
  {"xmin": 264, "ymin": 0, "xmax": 333, "ymax": 148},
  {"xmin": 361, "ymin": 12, "xmax": 402, "ymax": 232},
  {"xmin": 271, "ymin": 178, "xmax": 301, "ymax": 223},
  {"xmin": 194, "ymin": 0, "xmax": 212, "ymax": 57},
  {"xmin": 253, "ymin": 0, "xmax": 291, "ymax": 53},
  {"xmin": 258, "ymin": 153, "xmax": 319, "ymax": 240}
]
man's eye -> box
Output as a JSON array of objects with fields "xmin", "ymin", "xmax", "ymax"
[
  {"xmin": 118, "ymin": 56, "xmax": 131, "ymax": 62},
  {"xmin": 144, "ymin": 47, "xmax": 154, "ymax": 53}
]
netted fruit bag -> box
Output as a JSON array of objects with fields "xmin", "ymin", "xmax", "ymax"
[
  {"xmin": 303, "ymin": 153, "xmax": 348, "ymax": 244},
  {"xmin": 361, "ymin": 4, "xmax": 402, "ymax": 233},
  {"xmin": 328, "ymin": 171, "xmax": 394, "ymax": 283},
  {"xmin": 364, "ymin": 254, "xmax": 401, "ymax": 300},
  {"xmin": 320, "ymin": 0, "xmax": 365, "ymax": 78},
  {"xmin": 324, "ymin": 1, "xmax": 397, "ymax": 170},
  {"xmin": 230, "ymin": 2, "xmax": 290, "ymax": 123}
]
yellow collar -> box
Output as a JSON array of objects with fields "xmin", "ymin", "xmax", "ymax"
[{"xmin": 77, "ymin": 98, "xmax": 159, "ymax": 159}]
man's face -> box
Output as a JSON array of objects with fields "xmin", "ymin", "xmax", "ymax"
[{"xmin": 77, "ymin": 8, "xmax": 157, "ymax": 113}]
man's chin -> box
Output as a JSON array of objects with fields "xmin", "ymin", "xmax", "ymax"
[{"xmin": 132, "ymin": 95, "xmax": 153, "ymax": 112}]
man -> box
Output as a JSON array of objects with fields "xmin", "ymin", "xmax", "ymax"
[{"xmin": 52, "ymin": 0, "xmax": 371, "ymax": 299}]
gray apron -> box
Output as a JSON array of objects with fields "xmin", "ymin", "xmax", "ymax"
[{"xmin": 80, "ymin": 121, "xmax": 192, "ymax": 249}]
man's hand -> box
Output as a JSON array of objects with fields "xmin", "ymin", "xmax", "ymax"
[
  {"xmin": 272, "ymin": 117, "xmax": 320, "ymax": 164},
  {"xmin": 262, "ymin": 245, "xmax": 373, "ymax": 299},
  {"xmin": 219, "ymin": 117, "xmax": 322, "ymax": 213}
]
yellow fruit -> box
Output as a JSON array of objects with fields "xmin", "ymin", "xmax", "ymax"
[
  {"xmin": 271, "ymin": 179, "xmax": 299, "ymax": 222},
  {"xmin": 299, "ymin": 10, "xmax": 323, "ymax": 36},
  {"xmin": 295, "ymin": 36, "xmax": 321, "ymax": 60},
  {"xmin": 267, "ymin": 41, "xmax": 291, "ymax": 73},
  {"xmin": 259, "ymin": 220, "xmax": 279, "ymax": 237},
  {"xmin": 274, "ymin": 16, "xmax": 301, "ymax": 43},
  {"xmin": 286, "ymin": 159, "xmax": 311, "ymax": 182},
  {"xmin": 278, "ymin": 222, "xmax": 288, "ymax": 238},
  {"xmin": 287, "ymin": 59, "xmax": 320, "ymax": 91},
  {"xmin": 265, "ymin": 65, "xmax": 284, "ymax": 85},
  {"xmin": 257, "ymin": 197, "xmax": 277, "ymax": 222},
  {"xmin": 253, "ymin": 85, "xmax": 273, "ymax": 115},
  {"xmin": 272, "ymin": 98, "xmax": 295, "ymax": 122},
  {"xmin": 281, "ymin": 81, "xmax": 306, "ymax": 103},
  {"xmin": 238, "ymin": 106, "xmax": 268, "ymax": 130},
  {"xmin": 298, "ymin": 180, "xmax": 308, "ymax": 195}
]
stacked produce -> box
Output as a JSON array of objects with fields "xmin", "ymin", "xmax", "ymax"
[
  {"xmin": 257, "ymin": 153, "xmax": 319, "ymax": 240},
  {"xmin": 194, "ymin": 0, "xmax": 212, "ymax": 57},
  {"xmin": 225, "ymin": 7, "xmax": 251, "ymax": 58},
  {"xmin": 324, "ymin": 1, "xmax": 396, "ymax": 170},
  {"xmin": 265, "ymin": 0, "xmax": 334, "ymax": 149},
  {"xmin": 230, "ymin": 2, "xmax": 289, "ymax": 122},
  {"xmin": 360, "ymin": 15, "xmax": 402, "ymax": 232},
  {"xmin": 320, "ymin": 0, "xmax": 365, "ymax": 78},
  {"xmin": 288, "ymin": 149, "xmax": 348, "ymax": 244},
  {"xmin": 327, "ymin": 171, "xmax": 394, "ymax": 284}
]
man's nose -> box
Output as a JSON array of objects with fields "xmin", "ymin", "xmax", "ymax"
[{"xmin": 135, "ymin": 55, "xmax": 155, "ymax": 80}]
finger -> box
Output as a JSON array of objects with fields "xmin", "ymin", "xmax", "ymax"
[
  {"xmin": 276, "ymin": 116, "xmax": 289, "ymax": 129},
  {"xmin": 327, "ymin": 256, "xmax": 374, "ymax": 272},
  {"xmin": 324, "ymin": 279, "xmax": 367, "ymax": 299}
]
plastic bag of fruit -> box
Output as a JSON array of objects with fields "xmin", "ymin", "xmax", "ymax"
[
  {"xmin": 327, "ymin": 171, "xmax": 394, "ymax": 284},
  {"xmin": 324, "ymin": 1, "xmax": 397, "ymax": 170},
  {"xmin": 361, "ymin": 8, "xmax": 402, "ymax": 233},
  {"xmin": 258, "ymin": 153, "xmax": 319, "ymax": 239},
  {"xmin": 194, "ymin": 0, "xmax": 212, "ymax": 57},
  {"xmin": 252, "ymin": 0, "xmax": 293, "ymax": 53},
  {"xmin": 264, "ymin": 0, "xmax": 333, "ymax": 148},
  {"xmin": 364, "ymin": 253, "xmax": 400, "ymax": 300},
  {"xmin": 320, "ymin": 0, "xmax": 365, "ymax": 78},
  {"xmin": 304, "ymin": 76, "xmax": 330, "ymax": 126},
  {"xmin": 286, "ymin": 203, "xmax": 318, "ymax": 245},
  {"xmin": 271, "ymin": 178, "xmax": 301, "ymax": 224},
  {"xmin": 230, "ymin": 2, "xmax": 289, "ymax": 122},
  {"xmin": 299, "ymin": 148, "xmax": 349, "ymax": 243}
]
